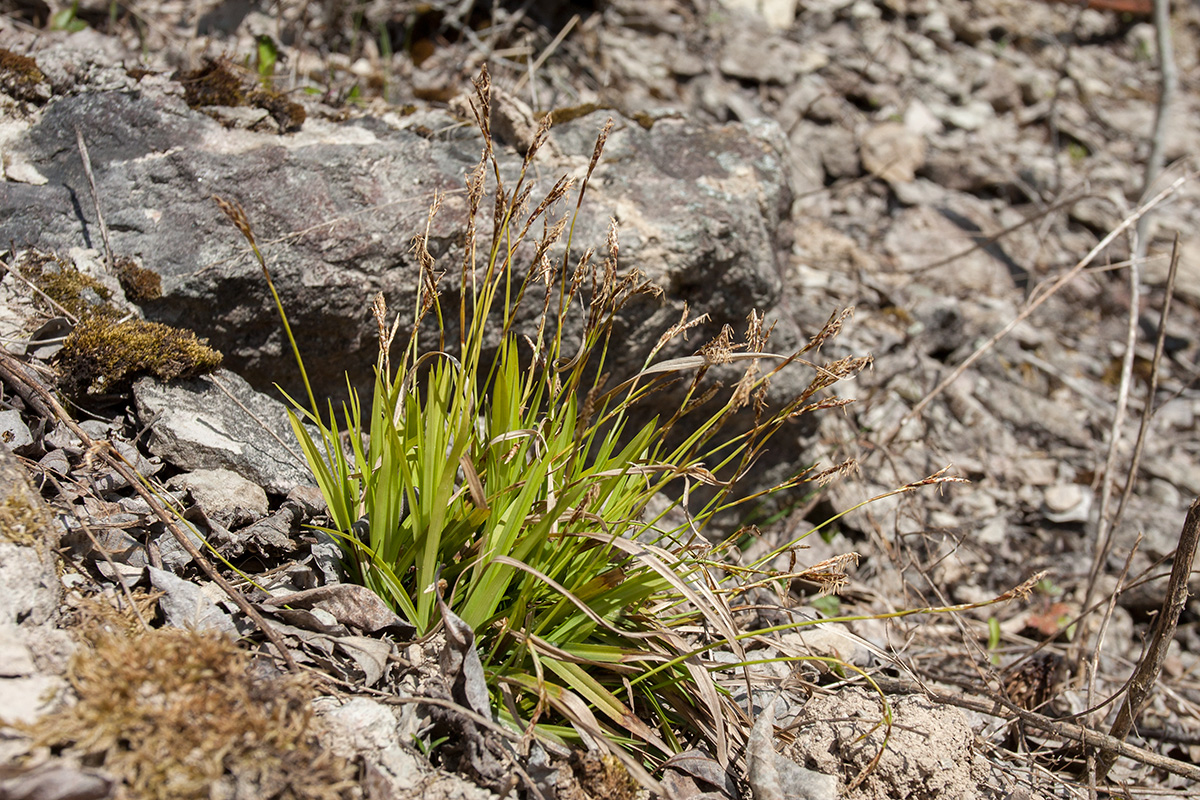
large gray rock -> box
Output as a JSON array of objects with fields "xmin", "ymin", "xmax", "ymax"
[{"xmin": 0, "ymin": 69, "xmax": 801, "ymax": 408}]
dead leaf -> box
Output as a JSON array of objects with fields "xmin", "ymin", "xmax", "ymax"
[
  {"xmin": 334, "ymin": 635, "xmax": 392, "ymax": 687},
  {"xmin": 265, "ymin": 583, "xmax": 414, "ymax": 637},
  {"xmin": 661, "ymin": 749, "xmax": 737, "ymax": 799},
  {"xmin": 436, "ymin": 593, "xmax": 491, "ymax": 719}
]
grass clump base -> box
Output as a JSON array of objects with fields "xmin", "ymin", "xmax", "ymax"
[{"xmin": 24, "ymin": 625, "xmax": 354, "ymax": 800}]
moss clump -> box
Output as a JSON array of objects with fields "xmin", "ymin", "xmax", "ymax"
[
  {"xmin": 0, "ymin": 47, "xmax": 49, "ymax": 103},
  {"xmin": 56, "ymin": 317, "xmax": 222, "ymax": 398},
  {"xmin": 25, "ymin": 627, "xmax": 354, "ymax": 800},
  {"xmin": 11, "ymin": 249, "xmax": 222, "ymax": 398},
  {"xmin": 0, "ymin": 444, "xmax": 59, "ymax": 551},
  {"xmin": 253, "ymin": 87, "xmax": 306, "ymax": 133},
  {"xmin": 20, "ymin": 251, "xmax": 114, "ymax": 320},
  {"xmin": 114, "ymin": 255, "xmax": 163, "ymax": 303},
  {"xmin": 177, "ymin": 58, "xmax": 305, "ymax": 133},
  {"xmin": 630, "ymin": 110, "xmax": 657, "ymax": 130},
  {"xmin": 0, "ymin": 494, "xmax": 49, "ymax": 546},
  {"xmin": 177, "ymin": 58, "xmax": 247, "ymax": 108}
]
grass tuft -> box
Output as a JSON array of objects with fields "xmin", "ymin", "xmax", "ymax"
[{"xmin": 217, "ymin": 65, "xmax": 870, "ymax": 766}]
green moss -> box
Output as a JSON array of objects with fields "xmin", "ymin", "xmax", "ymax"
[
  {"xmin": 114, "ymin": 256, "xmax": 163, "ymax": 303},
  {"xmin": 14, "ymin": 249, "xmax": 222, "ymax": 398},
  {"xmin": 56, "ymin": 317, "xmax": 222, "ymax": 398},
  {"xmin": 21, "ymin": 251, "xmax": 114, "ymax": 320},
  {"xmin": 0, "ymin": 47, "xmax": 49, "ymax": 103},
  {"xmin": 24, "ymin": 627, "xmax": 354, "ymax": 800}
]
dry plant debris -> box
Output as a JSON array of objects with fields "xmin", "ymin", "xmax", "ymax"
[
  {"xmin": 176, "ymin": 57, "xmax": 306, "ymax": 133},
  {"xmin": 24, "ymin": 625, "xmax": 355, "ymax": 800}
]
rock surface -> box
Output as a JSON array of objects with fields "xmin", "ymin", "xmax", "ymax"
[{"xmin": 132, "ymin": 369, "xmax": 314, "ymax": 495}]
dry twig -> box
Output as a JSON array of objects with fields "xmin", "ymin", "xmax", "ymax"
[
  {"xmin": 1096, "ymin": 497, "xmax": 1200, "ymax": 779},
  {"xmin": 75, "ymin": 127, "xmax": 113, "ymax": 272},
  {"xmin": 1133, "ymin": 0, "xmax": 1178, "ymax": 266},
  {"xmin": 1112, "ymin": 235, "xmax": 1180, "ymax": 532}
]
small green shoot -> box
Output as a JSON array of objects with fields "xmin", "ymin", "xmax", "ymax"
[
  {"xmin": 255, "ymin": 35, "xmax": 279, "ymax": 83},
  {"xmin": 987, "ymin": 616, "xmax": 1001, "ymax": 665},
  {"xmin": 50, "ymin": 1, "xmax": 87, "ymax": 32},
  {"xmin": 811, "ymin": 594, "xmax": 841, "ymax": 617}
]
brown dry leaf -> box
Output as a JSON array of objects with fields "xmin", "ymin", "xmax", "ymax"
[
  {"xmin": 265, "ymin": 584, "xmax": 414, "ymax": 636},
  {"xmin": 661, "ymin": 749, "xmax": 737, "ymax": 799}
]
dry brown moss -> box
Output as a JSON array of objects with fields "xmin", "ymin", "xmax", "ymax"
[
  {"xmin": 114, "ymin": 256, "xmax": 163, "ymax": 303},
  {"xmin": 543, "ymin": 102, "xmax": 612, "ymax": 127},
  {"xmin": 0, "ymin": 492, "xmax": 51, "ymax": 547},
  {"xmin": 0, "ymin": 47, "xmax": 49, "ymax": 103},
  {"xmin": 26, "ymin": 626, "xmax": 355, "ymax": 800},
  {"xmin": 56, "ymin": 317, "xmax": 222, "ymax": 397},
  {"xmin": 177, "ymin": 58, "xmax": 306, "ymax": 133},
  {"xmin": 177, "ymin": 57, "xmax": 247, "ymax": 107}
]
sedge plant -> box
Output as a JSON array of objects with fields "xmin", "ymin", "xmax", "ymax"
[{"xmin": 217, "ymin": 67, "xmax": 873, "ymax": 764}]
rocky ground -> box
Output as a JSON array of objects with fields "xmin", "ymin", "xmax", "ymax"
[{"xmin": 2, "ymin": 1, "xmax": 1200, "ymax": 799}]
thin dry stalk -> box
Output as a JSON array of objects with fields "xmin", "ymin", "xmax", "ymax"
[
  {"xmin": 75, "ymin": 127, "xmax": 113, "ymax": 272},
  {"xmin": 74, "ymin": 513, "xmax": 151, "ymax": 631},
  {"xmin": 0, "ymin": 345, "xmax": 55, "ymax": 418},
  {"xmin": 1, "ymin": 257, "xmax": 80, "ymax": 324},
  {"xmin": 1112, "ymin": 235, "xmax": 1180, "ymax": 532},
  {"xmin": 210, "ymin": 373, "xmax": 308, "ymax": 468},
  {"xmin": 1078, "ymin": 207, "xmax": 1144, "ymax": 672},
  {"xmin": 1083, "ymin": 534, "xmax": 1141, "ymax": 734},
  {"xmin": 908, "ymin": 192, "xmax": 1090, "ymax": 273},
  {"xmin": 1077, "ymin": 240, "xmax": 1181, "ymax": 704},
  {"xmin": 513, "ymin": 13, "xmax": 580, "ymax": 95},
  {"xmin": 1133, "ymin": 0, "xmax": 1177, "ymax": 266},
  {"xmin": 1096, "ymin": 497, "xmax": 1200, "ymax": 779}
]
